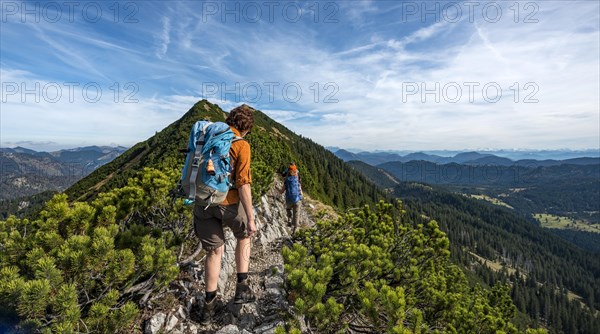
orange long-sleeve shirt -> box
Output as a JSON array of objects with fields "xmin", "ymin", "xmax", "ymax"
[{"xmin": 221, "ymin": 126, "xmax": 252, "ymax": 205}]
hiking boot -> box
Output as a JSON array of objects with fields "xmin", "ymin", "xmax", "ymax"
[
  {"xmin": 199, "ymin": 297, "xmax": 217, "ymax": 325},
  {"xmin": 234, "ymin": 281, "xmax": 256, "ymax": 304}
]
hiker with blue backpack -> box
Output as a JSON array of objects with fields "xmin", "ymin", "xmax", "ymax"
[
  {"xmin": 178, "ymin": 105, "xmax": 256, "ymax": 325},
  {"xmin": 281, "ymin": 162, "xmax": 303, "ymax": 231}
]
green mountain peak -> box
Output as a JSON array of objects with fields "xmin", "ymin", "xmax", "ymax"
[{"xmin": 66, "ymin": 100, "xmax": 383, "ymax": 209}]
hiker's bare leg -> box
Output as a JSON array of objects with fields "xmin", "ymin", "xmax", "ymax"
[
  {"xmin": 233, "ymin": 236, "xmax": 256, "ymax": 303},
  {"xmin": 236, "ymin": 237, "xmax": 252, "ymax": 273},
  {"xmin": 293, "ymin": 202, "xmax": 300, "ymax": 227},
  {"xmin": 286, "ymin": 203, "xmax": 293, "ymax": 225},
  {"xmin": 205, "ymin": 245, "xmax": 224, "ymax": 292}
]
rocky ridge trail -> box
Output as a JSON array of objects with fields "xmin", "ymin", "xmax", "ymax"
[{"xmin": 142, "ymin": 178, "xmax": 330, "ymax": 334}]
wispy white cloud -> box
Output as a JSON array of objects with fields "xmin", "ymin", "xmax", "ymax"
[
  {"xmin": 155, "ymin": 17, "xmax": 171, "ymax": 59},
  {"xmin": 337, "ymin": 0, "xmax": 379, "ymax": 28},
  {"xmin": 0, "ymin": 68, "xmax": 194, "ymax": 151},
  {"xmin": 4, "ymin": 141, "xmax": 57, "ymax": 147},
  {"xmin": 288, "ymin": 3, "xmax": 599, "ymax": 150},
  {"xmin": 27, "ymin": 24, "xmax": 111, "ymax": 81},
  {"xmin": 1, "ymin": 1, "xmax": 598, "ymax": 151},
  {"xmin": 261, "ymin": 109, "xmax": 301, "ymax": 123}
]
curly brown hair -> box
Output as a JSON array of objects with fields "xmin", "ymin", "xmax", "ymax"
[{"xmin": 226, "ymin": 104, "xmax": 255, "ymax": 133}]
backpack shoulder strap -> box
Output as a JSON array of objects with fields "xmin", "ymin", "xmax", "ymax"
[{"xmin": 232, "ymin": 136, "xmax": 245, "ymax": 143}]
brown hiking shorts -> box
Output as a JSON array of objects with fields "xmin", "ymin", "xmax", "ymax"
[{"xmin": 193, "ymin": 203, "xmax": 248, "ymax": 250}]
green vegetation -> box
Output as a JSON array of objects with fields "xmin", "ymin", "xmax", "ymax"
[
  {"xmin": 283, "ymin": 201, "xmax": 546, "ymax": 333},
  {"xmin": 0, "ymin": 191, "xmax": 56, "ymax": 219},
  {"xmin": 534, "ymin": 214, "xmax": 600, "ymax": 234},
  {"xmin": 377, "ymin": 159, "xmax": 600, "ymax": 252},
  {"xmin": 344, "ymin": 159, "xmax": 600, "ymax": 333},
  {"xmin": 64, "ymin": 101, "xmax": 230, "ymax": 202},
  {"xmin": 397, "ymin": 183, "xmax": 600, "ymax": 334},
  {"xmin": 0, "ymin": 167, "xmax": 182, "ymax": 332},
  {"xmin": 347, "ymin": 160, "xmax": 399, "ymax": 190},
  {"xmin": 377, "ymin": 161, "xmax": 600, "ymax": 224},
  {"xmin": 0, "ymin": 100, "xmax": 384, "ymax": 332},
  {"xmin": 248, "ymin": 108, "xmax": 384, "ymax": 209}
]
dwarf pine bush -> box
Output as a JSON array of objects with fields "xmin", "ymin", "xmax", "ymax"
[
  {"xmin": 283, "ymin": 200, "xmax": 546, "ymax": 333},
  {"xmin": 0, "ymin": 168, "xmax": 181, "ymax": 332}
]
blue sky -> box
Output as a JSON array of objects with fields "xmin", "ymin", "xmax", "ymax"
[{"xmin": 1, "ymin": 0, "xmax": 599, "ymax": 151}]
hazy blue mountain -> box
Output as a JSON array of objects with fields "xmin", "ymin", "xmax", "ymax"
[
  {"xmin": 401, "ymin": 152, "xmax": 444, "ymax": 163},
  {"xmin": 0, "ymin": 146, "xmax": 127, "ymax": 200},
  {"xmin": 0, "ymin": 146, "xmax": 53, "ymax": 158},
  {"xmin": 333, "ymin": 149, "xmax": 404, "ymax": 165},
  {"xmin": 451, "ymin": 151, "xmax": 493, "ymax": 163},
  {"xmin": 511, "ymin": 157, "xmax": 600, "ymax": 167},
  {"xmin": 347, "ymin": 160, "xmax": 399, "ymax": 189},
  {"xmin": 333, "ymin": 149, "xmax": 360, "ymax": 161},
  {"xmin": 491, "ymin": 149, "xmax": 600, "ymax": 160},
  {"xmin": 560, "ymin": 157, "xmax": 600, "ymax": 165},
  {"xmin": 421, "ymin": 149, "xmax": 600, "ymax": 160},
  {"xmin": 334, "ymin": 148, "xmax": 600, "ymax": 167},
  {"xmin": 464, "ymin": 156, "xmax": 515, "ymax": 166}
]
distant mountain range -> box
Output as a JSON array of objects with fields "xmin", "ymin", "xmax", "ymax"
[
  {"xmin": 328, "ymin": 147, "xmax": 600, "ymax": 160},
  {"xmin": 333, "ymin": 149, "xmax": 600, "ymax": 167},
  {"xmin": 0, "ymin": 145, "xmax": 127, "ymax": 200}
]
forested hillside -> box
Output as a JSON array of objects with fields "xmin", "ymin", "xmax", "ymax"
[
  {"xmin": 376, "ymin": 161, "xmax": 600, "ymax": 221},
  {"xmin": 375, "ymin": 160, "xmax": 600, "ymax": 251},
  {"xmin": 377, "ymin": 161, "xmax": 600, "ymax": 188},
  {"xmin": 348, "ymin": 161, "xmax": 600, "ymax": 333},
  {"xmin": 0, "ymin": 191, "xmax": 56, "ymax": 219}
]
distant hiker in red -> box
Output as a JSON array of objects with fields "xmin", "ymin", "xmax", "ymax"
[
  {"xmin": 281, "ymin": 162, "xmax": 303, "ymax": 232},
  {"xmin": 194, "ymin": 105, "xmax": 256, "ymax": 325}
]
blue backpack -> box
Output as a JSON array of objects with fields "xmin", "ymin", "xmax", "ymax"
[
  {"xmin": 179, "ymin": 120, "xmax": 243, "ymax": 207},
  {"xmin": 285, "ymin": 174, "xmax": 302, "ymax": 204}
]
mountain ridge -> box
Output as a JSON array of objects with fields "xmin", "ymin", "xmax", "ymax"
[
  {"xmin": 66, "ymin": 99, "xmax": 383, "ymax": 208},
  {"xmin": 329, "ymin": 147, "xmax": 600, "ymax": 160},
  {"xmin": 0, "ymin": 145, "xmax": 128, "ymax": 154},
  {"xmin": 0, "ymin": 145, "xmax": 127, "ymax": 200},
  {"xmin": 333, "ymin": 149, "xmax": 600, "ymax": 166}
]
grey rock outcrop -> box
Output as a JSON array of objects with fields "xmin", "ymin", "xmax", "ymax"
[{"xmin": 145, "ymin": 312, "xmax": 166, "ymax": 334}]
